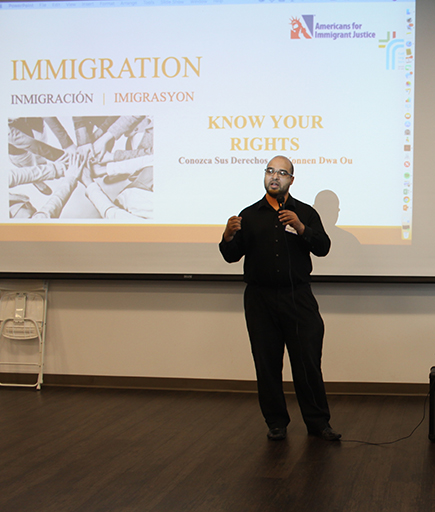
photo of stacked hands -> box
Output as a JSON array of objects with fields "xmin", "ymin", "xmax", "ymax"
[{"xmin": 8, "ymin": 115, "xmax": 154, "ymax": 221}]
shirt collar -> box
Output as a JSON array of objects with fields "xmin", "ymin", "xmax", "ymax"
[{"xmin": 258, "ymin": 194, "xmax": 296, "ymax": 210}]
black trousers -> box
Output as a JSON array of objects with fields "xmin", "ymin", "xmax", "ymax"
[{"xmin": 244, "ymin": 283, "xmax": 331, "ymax": 431}]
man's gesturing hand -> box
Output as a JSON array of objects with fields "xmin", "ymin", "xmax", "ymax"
[
  {"xmin": 223, "ymin": 216, "xmax": 242, "ymax": 242},
  {"xmin": 278, "ymin": 210, "xmax": 305, "ymax": 235}
]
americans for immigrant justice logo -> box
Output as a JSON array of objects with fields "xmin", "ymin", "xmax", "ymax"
[
  {"xmin": 290, "ymin": 15, "xmax": 375, "ymax": 41},
  {"xmin": 290, "ymin": 16, "xmax": 314, "ymax": 39}
]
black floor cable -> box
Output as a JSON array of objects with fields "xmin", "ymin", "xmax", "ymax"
[{"xmin": 340, "ymin": 384, "xmax": 433, "ymax": 446}]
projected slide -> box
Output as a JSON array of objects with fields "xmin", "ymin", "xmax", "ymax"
[{"xmin": 0, "ymin": 0, "xmax": 424, "ymax": 276}]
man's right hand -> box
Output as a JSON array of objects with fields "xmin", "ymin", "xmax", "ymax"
[{"xmin": 223, "ymin": 216, "xmax": 242, "ymax": 242}]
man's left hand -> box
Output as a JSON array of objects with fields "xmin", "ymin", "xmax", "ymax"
[{"xmin": 278, "ymin": 210, "xmax": 305, "ymax": 235}]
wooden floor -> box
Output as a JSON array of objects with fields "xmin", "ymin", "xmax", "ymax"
[{"xmin": 0, "ymin": 386, "xmax": 434, "ymax": 512}]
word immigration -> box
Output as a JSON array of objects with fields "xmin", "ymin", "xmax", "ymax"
[{"xmin": 11, "ymin": 57, "xmax": 202, "ymax": 80}]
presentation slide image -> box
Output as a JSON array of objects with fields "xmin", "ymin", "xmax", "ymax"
[
  {"xmin": 8, "ymin": 116, "xmax": 154, "ymax": 221},
  {"xmin": 1, "ymin": 2, "xmax": 415, "ymax": 244}
]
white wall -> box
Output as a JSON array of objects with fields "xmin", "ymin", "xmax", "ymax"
[{"xmin": 34, "ymin": 280, "xmax": 435, "ymax": 384}]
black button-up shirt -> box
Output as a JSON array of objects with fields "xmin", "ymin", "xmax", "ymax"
[{"xmin": 219, "ymin": 194, "xmax": 330, "ymax": 287}]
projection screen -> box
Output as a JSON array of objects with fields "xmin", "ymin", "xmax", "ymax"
[{"xmin": 1, "ymin": 0, "xmax": 434, "ymax": 278}]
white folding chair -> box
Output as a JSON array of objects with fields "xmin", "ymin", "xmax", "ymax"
[{"xmin": 0, "ymin": 281, "xmax": 48, "ymax": 390}]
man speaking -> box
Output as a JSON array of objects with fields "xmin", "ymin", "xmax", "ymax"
[{"xmin": 219, "ymin": 155, "xmax": 341, "ymax": 441}]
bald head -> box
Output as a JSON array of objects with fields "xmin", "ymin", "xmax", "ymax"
[{"xmin": 267, "ymin": 155, "xmax": 294, "ymax": 176}]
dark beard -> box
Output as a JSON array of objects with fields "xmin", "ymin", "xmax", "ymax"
[
  {"xmin": 267, "ymin": 190, "xmax": 279, "ymax": 197},
  {"xmin": 265, "ymin": 183, "xmax": 283, "ymax": 198}
]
